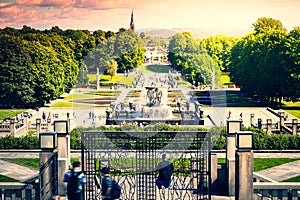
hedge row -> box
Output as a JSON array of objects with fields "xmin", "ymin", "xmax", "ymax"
[{"xmin": 0, "ymin": 124, "xmax": 299, "ymax": 150}]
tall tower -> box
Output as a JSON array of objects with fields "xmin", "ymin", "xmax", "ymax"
[{"xmin": 129, "ymin": 10, "xmax": 135, "ymax": 32}]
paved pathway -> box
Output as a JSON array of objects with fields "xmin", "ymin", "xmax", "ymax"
[
  {"xmin": 0, "ymin": 159, "xmax": 38, "ymax": 181},
  {"xmin": 257, "ymin": 160, "xmax": 300, "ymax": 181}
]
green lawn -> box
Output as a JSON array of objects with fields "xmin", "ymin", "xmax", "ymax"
[
  {"xmin": 51, "ymin": 102, "xmax": 94, "ymax": 107},
  {"xmin": 218, "ymin": 158, "xmax": 300, "ymax": 173},
  {"xmin": 138, "ymin": 64, "xmax": 173, "ymax": 73},
  {"xmin": 284, "ymin": 110, "xmax": 300, "ymax": 119},
  {"xmin": 63, "ymin": 94, "xmax": 97, "ymax": 100},
  {"xmin": 88, "ymin": 74, "xmax": 134, "ymax": 85},
  {"xmin": 2, "ymin": 158, "xmax": 40, "ymax": 169},
  {"xmin": 254, "ymin": 158, "xmax": 300, "ymax": 172},
  {"xmin": 0, "ymin": 174, "xmax": 18, "ymax": 182},
  {"xmin": 283, "ymin": 175, "xmax": 300, "ymax": 182},
  {"xmin": 0, "ymin": 109, "xmax": 25, "ymax": 120}
]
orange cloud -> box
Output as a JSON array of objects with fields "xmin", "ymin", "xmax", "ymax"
[{"xmin": 0, "ymin": 5, "xmax": 38, "ymax": 28}]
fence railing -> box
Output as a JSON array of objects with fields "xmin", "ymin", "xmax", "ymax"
[
  {"xmin": 253, "ymin": 182, "xmax": 300, "ymax": 200},
  {"xmin": 0, "ymin": 182, "xmax": 38, "ymax": 200}
]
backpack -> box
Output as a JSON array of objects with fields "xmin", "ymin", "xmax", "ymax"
[
  {"xmin": 67, "ymin": 170, "xmax": 81, "ymax": 193},
  {"xmin": 110, "ymin": 179, "xmax": 121, "ymax": 199},
  {"xmin": 159, "ymin": 163, "xmax": 173, "ymax": 181}
]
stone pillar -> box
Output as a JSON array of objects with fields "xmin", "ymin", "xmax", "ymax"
[
  {"xmin": 292, "ymin": 119, "xmax": 298, "ymax": 135},
  {"xmin": 279, "ymin": 112, "xmax": 284, "ymax": 131},
  {"xmin": 47, "ymin": 118, "xmax": 52, "ymax": 131},
  {"xmin": 9, "ymin": 118, "xmax": 16, "ymax": 136},
  {"xmin": 211, "ymin": 154, "xmax": 218, "ymax": 189},
  {"xmin": 235, "ymin": 151, "xmax": 253, "ymax": 200},
  {"xmin": 23, "ymin": 112, "xmax": 29, "ymax": 126},
  {"xmin": 227, "ymin": 135, "xmax": 236, "ymax": 196},
  {"xmin": 39, "ymin": 150, "xmax": 57, "ymax": 200},
  {"xmin": 266, "ymin": 119, "xmax": 272, "ymax": 135},
  {"xmin": 250, "ymin": 114, "xmax": 254, "ymax": 126},
  {"xmin": 96, "ymin": 67, "xmax": 100, "ymax": 91},
  {"xmin": 57, "ymin": 135, "xmax": 70, "ymax": 196},
  {"xmin": 36, "ymin": 118, "xmax": 41, "ymax": 137}
]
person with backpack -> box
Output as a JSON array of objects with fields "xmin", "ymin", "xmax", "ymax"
[
  {"xmin": 63, "ymin": 161, "xmax": 86, "ymax": 200},
  {"xmin": 155, "ymin": 154, "xmax": 174, "ymax": 189},
  {"xmin": 100, "ymin": 167, "xmax": 121, "ymax": 200}
]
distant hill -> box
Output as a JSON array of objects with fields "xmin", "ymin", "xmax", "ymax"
[{"xmin": 137, "ymin": 28, "xmax": 251, "ymax": 39}]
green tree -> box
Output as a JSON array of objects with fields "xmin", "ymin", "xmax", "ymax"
[
  {"xmin": 168, "ymin": 32, "xmax": 221, "ymax": 86},
  {"xmin": 201, "ymin": 35, "xmax": 238, "ymax": 72},
  {"xmin": 229, "ymin": 24, "xmax": 295, "ymax": 106},
  {"xmin": 252, "ymin": 17, "xmax": 287, "ymax": 32},
  {"xmin": 107, "ymin": 60, "xmax": 117, "ymax": 80},
  {"xmin": 114, "ymin": 30, "xmax": 145, "ymax": 72}
]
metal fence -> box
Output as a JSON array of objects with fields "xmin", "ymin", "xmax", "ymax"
[{"xmin": 81, "ymin": 131, "xmax": 211, "ymax": 200}]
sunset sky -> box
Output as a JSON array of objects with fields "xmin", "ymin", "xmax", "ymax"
[{"xmin": 0, "ymin": 0, "xmax": 299, "ymax": 34}]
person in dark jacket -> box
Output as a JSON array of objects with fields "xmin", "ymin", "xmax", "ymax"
[
  {"xmin": 155, "ymin": 154, "xmax": 174, "ymax": 189},
  {"xmin": 100, "ymin": 167, "xmax": 113, "ymax": 200},
  {"xmin": 63, "ymin": 161, "xmax": 86, "ymax": 200}
]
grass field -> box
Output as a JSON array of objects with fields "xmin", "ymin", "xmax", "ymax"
[
  {"xmin": 0, "ymin": 174, "xmax": 18, "ymax": 182},
  {"xmin": 138, "ymin": 64, "xmax": 173, "ymax": 73},
  {"xmin": 218, "ymin": 158, "xmax": 300, "ymax": 173},
  {"xmin": 0, "ymin": 109, "xmax": 25, "ymax": 120},
  {"xmin": 88, "ymin": 74, "xmax": 134, "ymax": 85},
  {"xmin": 283, "ymin": 175, "xmax": 300, "ymax": 182},
  {"xmin": 51, "ymin": 102, "xmax": 94, "ymax": 107}
]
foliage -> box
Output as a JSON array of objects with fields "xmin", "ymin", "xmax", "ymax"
[
  {"xmin": 86, "ymin": 30, "xmax": 145, "ymax": 74},
  {"xmin": 252, "ymin": 17, "xmax": 287, "ymax": 32},
  {"xmin": 0, "ymin": 135, "xmax": 38, "ymax": 149},
  {"xmin": 168, "ymin": 32, "xmax": 222, "ymax": 86},
  {"xmin": 229, "ymin": 18, "xmax": 300, "ymax": 106},
  {"xmin": 201, "ymin": 35, "xmax": 238, "ymax": 72}
]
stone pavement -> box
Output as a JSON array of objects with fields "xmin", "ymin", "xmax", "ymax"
[
  {"xmin": 0, "ymin": 159, "xmax": 38, "ymax": 181},
  {"xmin": 256, "ymin": 160, "xmax": 300, "ymax": 182}
]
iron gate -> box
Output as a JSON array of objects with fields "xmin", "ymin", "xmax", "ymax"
[{"xmin": 81, "ymin": 131, "xmax": 211, "ymax": 200}]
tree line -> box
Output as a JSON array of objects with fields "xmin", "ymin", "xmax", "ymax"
[
  {"xmin": 167, "ymin": 17, "xmax": 300, "ymax": 106},
  {"xmin": 0, "ymin": 26, "xmax": 145, "ymax": 108},
  {"xmin": 1, "ymin": 17, "xmax": 299, "ymax": 108},
  {"xmin": 229, "ymin": 17, "xmax": 300, "ymax": 106},
  {"xmin": 168, "ymin": 32, "xmax": 236, "ymax": 87}
]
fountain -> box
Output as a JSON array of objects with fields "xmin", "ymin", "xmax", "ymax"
[
  {"xmin": 105, "ymin": 72, "xmax": 204, "ymax": 126},
  {"xmin": 139, "ymin": 86, "xmax": 174, "ymax": 119}
]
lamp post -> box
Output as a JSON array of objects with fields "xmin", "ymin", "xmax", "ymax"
[
  {"xmin": 36, "ymin": 118, "xmax": 41, "ymax": 137},
  {"xmin": 266, "ymin": 119, "xmax": 272, "ymax": 135},
  {"xmin": 235, "ymin": 131, "xmax": 253, "ymax": 200},
  {"xmin": 226, "ymin": 119, "xmax": 242, "ymax": 196},
  {"xmin": 39, "ymin": 131, "xmax": 58, "ymax": 150},
  {"xmin": 47, "ymin": 118, "xmax": 52, "ymax": 131},
  {"xmin": 9, "ymin": 118, "xmax": 16, "ymax": 136},
  {"xmin": 39, "ymin": 132, "xmax": 58, "ymax": 198},
  {"xmin": 23, "ymin": 112, "xmax": 29, "ymax": 126},
  {"xmin": 54, "ymin": 120, "xmax": 70, "ymax": 196},
  {"xmin": 292, "ymin": 119, "xmax": 298, "ymax": 135},
  {"xmin": 250, "ymin": 113, "xmax": 254, "ymax": 126}
]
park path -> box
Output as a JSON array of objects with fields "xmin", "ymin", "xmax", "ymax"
[
  {"xmin": 0, "ymin": 159, "xmax": 38, "ymax": 181},
  {"xmin": 256, "ymin": 160, "xmax": 300, "ymax": 182}
]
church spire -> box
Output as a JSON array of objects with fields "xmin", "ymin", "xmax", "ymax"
[{"xmin": 130, "ymin": 10, "xmax": 135, "ymax": 32}]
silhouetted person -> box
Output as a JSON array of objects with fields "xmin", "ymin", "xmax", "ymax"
[
  {"xmin": 64, "ymin": 161, "xmax": 86, "ymax": 200},
  {"xmin": 155, "ymin": 154, "xmax": 174, "ymax": 189}
]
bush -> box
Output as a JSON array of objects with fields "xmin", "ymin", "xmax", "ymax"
[{"xmin": 0, "ymin": 135, "xmax": 39, "ymax": 149}]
